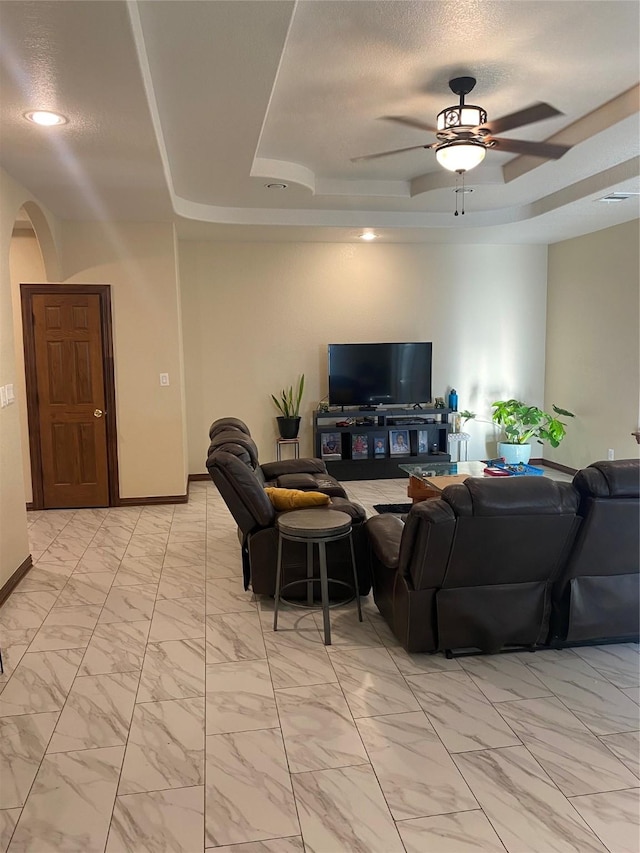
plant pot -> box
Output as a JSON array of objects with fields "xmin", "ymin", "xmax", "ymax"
[
  {"xmin": 498, "ymin": 442, "xmax": 532, "ymax": 465},
  {"xmin": 277, "ymin": 416, "xmax": 301, "ymax": 439}
]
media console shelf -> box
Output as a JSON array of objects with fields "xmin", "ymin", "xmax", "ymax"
[{"xmin": 313, "ymin": 408, "xmax": 452, "ymax": 480}]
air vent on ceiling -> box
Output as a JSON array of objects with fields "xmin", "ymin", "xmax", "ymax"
[{"xmin": 597, "ymin": 192, "xmax": 638, "ymax": 203}]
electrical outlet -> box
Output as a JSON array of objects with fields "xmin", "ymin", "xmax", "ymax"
[
  {"xmin": 159, "ymin": 373, "xmax": 170, "ymax": 386},
  {"xmin": 607, "ymin": 448, "xmax": 615, "ymax": 460}
]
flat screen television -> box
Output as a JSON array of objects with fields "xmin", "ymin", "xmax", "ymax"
[{"xmin": 328, "ymin": 342, "xmax": 432, "ymax": 407}]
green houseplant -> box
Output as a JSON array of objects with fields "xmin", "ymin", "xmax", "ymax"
[
  {"xmin": 491, "ymin": 398, "xmax": 574, "ymax": 464},
  {"xmin": 271, "ymin": 374, "xmax": 305, "ymax": 439}
]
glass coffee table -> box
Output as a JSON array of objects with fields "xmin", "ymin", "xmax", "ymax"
[{"xmin": 398, "ymin": 461, "xmax": 487, "ymax": 501}]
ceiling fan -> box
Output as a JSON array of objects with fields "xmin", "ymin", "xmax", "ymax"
[{"xmin": 352, "ymin": 76, "xmax": 572, "ymax": 173}]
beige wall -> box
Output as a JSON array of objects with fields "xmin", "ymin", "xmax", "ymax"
[
  {"xmin": 0, "ymin": 168, "xmax": 61, "ymax": 586},
  {"xmin": 546, "ymin": 219, "xmax": 640, "ymax": 469},
  {"xmin": 61, "ymin": 221, "xmax": 189, "ymax": 498},
  {"xmin": 3, "ymin": 158, "xmax": 634, "ymax": 593},
  {"xmin": 1, "ymin": 194, "xmax": 190, "ymax": 586},
  {"xmin": 10, "ymin": 228, "xmax": 46, "ymax": 504},
  {"xmin": 5, "ymin": 208, "xmax": 188, "ymax": 530},
  {"xmin": 180, "ymin": 241, "xmax": 549, "ymax": 472}
]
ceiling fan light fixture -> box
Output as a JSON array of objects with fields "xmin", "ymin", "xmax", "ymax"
[
  {"xmin": 436, "ymin": 104, "xmax": 486, "ymax": 131},
  {"xmin": 436, "ymin": 141, "xmax": 486, "ymax": 172},
  {"xmin": 355, "ymin": 75, "xmax": 571, "ymax": 172}
]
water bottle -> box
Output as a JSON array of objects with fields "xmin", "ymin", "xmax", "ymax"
[{"xmin": 448, "ymin": 388, "xmax": 458, "ymax": 411}]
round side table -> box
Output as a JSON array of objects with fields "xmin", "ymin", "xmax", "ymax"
[{"xmin": 273, "ymin": 508, "xmax": 363, "ymax": 645}]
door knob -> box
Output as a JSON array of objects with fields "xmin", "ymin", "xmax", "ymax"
[{"xmin": 93, "ymin": 409, "xmax": 104, "ymax": 418}]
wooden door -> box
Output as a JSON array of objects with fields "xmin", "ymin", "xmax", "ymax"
[{"xmin": 22, "ymin": 285, "xmax": 118, "ymax": 509}]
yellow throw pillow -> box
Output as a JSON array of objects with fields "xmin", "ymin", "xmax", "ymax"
[{"xmin": 264, "ymin": 487, "xmax": 330, "ymax": 510}]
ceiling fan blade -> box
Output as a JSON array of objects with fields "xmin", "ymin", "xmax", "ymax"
[
  {"xmin": 490, "ymin": 136, "xmax": 571, "ymax": 159},
  {"xmin": 381, "ymin": 115, "xmax": 437, "ymax": 134},
  {"xmin": 481, "ymin": 102, "xmax": 563, "ymax": 135},
  {"xmin": 350, "ymin": 142, "xmax": 436, "ymax": 162}
]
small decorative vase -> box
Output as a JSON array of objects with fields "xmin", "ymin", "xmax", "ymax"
[
  {"xmin": 277, "ymin": 416, "xmax": 301, "ymax": 439},
  {"xmin": 498, "ymin": 442, "xmax": 532, "ymax": 465}
]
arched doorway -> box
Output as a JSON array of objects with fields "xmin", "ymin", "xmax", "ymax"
[
  {"xmin": 9, "ymin": 206, "xmax": 50, "ymax": 505},
  {"xmin": 10, "ymin": 205, "xmax": 119, "ymax": 509}
]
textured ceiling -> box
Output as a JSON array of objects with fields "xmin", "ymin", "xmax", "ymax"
[{"xmin": 1, "ymin": 0, "xmax": 638, "ymax": 243}]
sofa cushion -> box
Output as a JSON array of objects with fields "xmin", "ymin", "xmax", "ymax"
[
  {"xmin": 444, "ymin": 477, "xmax": 579, "ymax": 517},
  {"xmin": 274, "ymin": 473, "xmax": 325, "ymax": 490},
  {"xmin": 264, "ymin": 487, "xmax": 330, "ymax": 510},
  {"xmin": 573, "ymin": 459, "xmax": 640, "ymax": 499},
  {"xmin": 209, "ymin": 417, "xmax": 251, "ymax": 440},
  {"xmin": 273, "ymin": 473, "xmax": 347, "ymax": 498},
  {"xmin": 208, "ymin": 431, "xmax": 260, "ymax": 469},
  {"xmin": 261, "ymin": 458, "xmax": 327, "ymax": 478}
]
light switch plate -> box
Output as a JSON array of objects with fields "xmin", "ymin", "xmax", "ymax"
[
  {"xmin": 6, "ymin": 383, "xmax": 14, "ymax": 403},
  {"xmin": 0, "ymin": 386, "xmax": 7, "ymax": 408}
]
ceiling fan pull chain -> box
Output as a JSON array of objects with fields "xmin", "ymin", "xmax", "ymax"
[{"xmin": 454, "ymin": 170, "xmax": 467, "ymax": 216}]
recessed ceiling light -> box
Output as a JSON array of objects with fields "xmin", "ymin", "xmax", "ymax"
[
  {"xmin": 265, "ymin": 183, "xmax": 288, "ymax": 190},
  {"xmin": 24, "ymin": 110, "xmax": 68, "ymax": 126},
  {"xmin": 359, "ymin": 232, "xmax": 377, "ymax": 241}
]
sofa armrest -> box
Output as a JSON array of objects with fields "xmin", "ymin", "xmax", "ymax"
[
  {"xmin": 400, "ymin": 499, "xmax": 456, "ymax": 590},
  {"xmin": 329, "ymin": 496, "xmax": 366, "ymax": 524},
  {"xmin": 366, "ymin": 514, "xmax": 404, "ymax": 570},
  {"xmin": 261, "ymin": 458, "xmax": 327, "ymax": 479}
]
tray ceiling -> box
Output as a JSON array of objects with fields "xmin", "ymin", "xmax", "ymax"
[{"xmin": 1, "ymin": 0, "xmax": 638, "ymax": 243}]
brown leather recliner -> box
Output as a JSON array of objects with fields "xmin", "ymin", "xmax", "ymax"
[
  {"xmin": 551, "ymin": 459, "xmax": 640, "ymax": 644},
  {"xmin": 207, "ymin": 417, "xmax": 348, "ymax": 498},
  {"xmin": 366, "ymin": 476, "xmax": 580, "ymax": 654},
  {"xmin": 206, "ymin": 420, "xmax": 370, "ymax": 596},
  {"xmin": 207, "ymin": 450, "xmax": 369, "ymax": 596}
]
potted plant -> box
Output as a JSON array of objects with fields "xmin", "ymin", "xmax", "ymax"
[
  {"xmin": 271, "ymin": 374, "xmax": 305, "ymax": 439},
  {"xmin": 491, "ymin": 398, "xmax": 574, "ymax": 464}
]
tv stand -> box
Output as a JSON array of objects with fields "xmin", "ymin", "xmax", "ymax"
[{"xmin": 314, "ymin": 407, "xmax": 452, "ymax": 480}]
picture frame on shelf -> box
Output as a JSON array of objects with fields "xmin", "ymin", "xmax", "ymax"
[
  {"xmin": 351, "ymin": 433, "xmax": 369, "ymax": 459},
  {"xmin": 321, "ymin": 432, "xmax": 342, "ymax": 460},
  {"xmin": 418, "ymin": 430, "xmax": 429, "ymax": 453},
  {"xmin": 390, "ymin": 429, "xmax": 410, "ymax": 455},
  {"xmin": 372, "ymin": 433, "xmax": 387, "ymax": 457}
]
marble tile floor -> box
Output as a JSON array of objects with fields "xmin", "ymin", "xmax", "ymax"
[{"xmin": 0, "ymin": 476, "xmax": 638, "ymax": 853}]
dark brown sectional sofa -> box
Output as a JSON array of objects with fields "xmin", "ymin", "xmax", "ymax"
[{"xmin": 366, "ymin": 459, "xmax": 639, "ymax": 655}]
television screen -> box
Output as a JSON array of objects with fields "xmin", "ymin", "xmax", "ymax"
[{"xmin": 328, "ymin": 342, "xmax": 432, "ymax": 406}]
